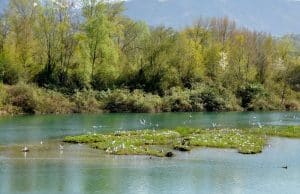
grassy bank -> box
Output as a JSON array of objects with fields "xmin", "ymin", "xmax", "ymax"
[
  {"xmin": 1, "ymin": 83, "xmax": 299, "ymax": 116},
  {"xmin": 64, "ymin": 126, "xmax": 300, "ymax": 157}
]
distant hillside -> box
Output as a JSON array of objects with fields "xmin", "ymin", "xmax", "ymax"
[
  {"xmin": 1, "ymin": 0, "xmax": 300, "ymax": 35},
  {"xmin": 0, "ymin": 0, "xmax": 8, "ymax": 14},
  {"xmin": 124, "ymin": 0, "xmax": 300, "ymax": 35}
]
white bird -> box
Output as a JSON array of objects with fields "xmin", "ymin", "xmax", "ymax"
[
  {"xmin": 140, "ymin": 119, "xmax": 146, "ymax": 126},
  {"xmin": 33, "ymin": 2, "xmax": 38, "ymax": 7},
  {"xmin": 257, "ymin": 122, "xmax": 262, "ymax": 128},
  {"xmin": 22, "ymin": 146, "xmax": 29, "ymax": 152},
  {"xmin": 40, "ymin": 141, "xmax": 43, "ymax": 145},
  {"xmin": 59, "ymin": 144, "xmax": 64, "ymax": 150},
  {"xmin": 212, "ymin": 123, "xmax": 217, "ymax": 128}
]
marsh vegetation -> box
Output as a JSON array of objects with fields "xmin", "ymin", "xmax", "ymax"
[{"xmin": 64, "ymin": 126, "xmax": 300, "ymax": 157}]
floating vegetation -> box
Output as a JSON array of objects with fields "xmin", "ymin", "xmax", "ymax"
[{"xmin": 64, "ymin": 126, "xmax": 300, "ymax": 157}]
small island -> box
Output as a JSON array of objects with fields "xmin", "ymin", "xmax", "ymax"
[{"xmin": 64, "ymin": 126, "xmax": 300, "ymax": 157}]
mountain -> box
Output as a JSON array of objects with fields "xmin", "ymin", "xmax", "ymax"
[
  {"xmin": 1, "ymin": 0, "xmax": 300, "ymax": 35},
  {"xmin": 0, "ymin": 0, "xmax": 8, "ymax": 14},
  {"xmin": 124, "ymin": 0, "xmax": 300, "ymax": 35}
]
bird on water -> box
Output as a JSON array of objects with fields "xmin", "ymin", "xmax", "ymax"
[{"xmin": 22, "ymin": 146, "xmax": 29, "ymax": 152}]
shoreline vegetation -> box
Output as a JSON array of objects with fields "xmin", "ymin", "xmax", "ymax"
[
  {"xmin": 0, "ymin": 83, "xmax": 299, "ymax": 116},
  {"xmin": 0, "ymin": 1, "xmax": 299, "ymax": 116},
  {"xmin": 64, "ymin": 126, "xmax": 300, "ymax": 157}
]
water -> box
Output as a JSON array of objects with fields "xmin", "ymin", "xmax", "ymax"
[
  {"xmin": 0, "ymin": 112, "xmax": 299, "ymax": 145},
  {"xmin": 0, "ymin": 112, "xmax": 300, "ymax": 194}
]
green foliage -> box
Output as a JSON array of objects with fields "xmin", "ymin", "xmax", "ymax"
[
  {"xmin": 0, "ymin": 56, "xmax": 19, "ymax": 85},
  {"xmin": 1, "ymin": 84, "xmax": 75, "ymax": 115},
  {"xmin": 237, "ymin": 83, "xmax": 265, "ymax": 110},
  {"xmin": 65, "ymin": 126, "xmax": 300, "ymax": 157},
  {"xmin": 71, "ymin": 90, "xmax": 102, "ymax": 113},
  {"xmin": 288, "ymin": 65, "xmax": 300, "ymax": 91},
  {"xmin": 7, "ymin": 84, "xmax": 37, "ymax": 113},
  {"xmin": 34, "ymin": 89, "xmax": 75, "ymax": 115},
  {"xmin": 198, "ymin": 88, "xmax": 226, "ymax": 111},
  {"xmin": 101, "ymin": 89, "xmax": 162, "ymax": 113},
  {"xmin": 0, "ymin": 84, "xmax": 8, "ymax": 108},
  {"xmin": 163, "ymin": 88, "xmax": 193, "ymax": 112},
  {"xmin": 0, "ymin": 0, "xmax": 299, "ymax": 114}
]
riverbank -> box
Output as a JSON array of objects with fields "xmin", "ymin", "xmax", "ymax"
[
  {"xmin": 1, "ymin": 84, "xmax": 299, "ymax": 116},
  {"xmin": 64, "ymin": 126, "xmax": 300, "ymax": 157}
]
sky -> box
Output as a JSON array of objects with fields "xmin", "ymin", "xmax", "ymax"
[
  {"xmin": 1, "ymin": 0, "xmax": 300, "ymax": 35},
  {"xmin": 124, "ymin": 0, "xmax": 300, "ymax": 35}
]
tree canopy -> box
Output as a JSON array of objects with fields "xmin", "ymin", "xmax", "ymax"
[{"xmin": 0, "ymin": 0, "xmax": 299, "ymax": 113}]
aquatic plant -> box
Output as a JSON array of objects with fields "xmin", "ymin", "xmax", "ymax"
[{"xmin": 64, "ymin": 126, "xmax": 300, "ymax": 157}]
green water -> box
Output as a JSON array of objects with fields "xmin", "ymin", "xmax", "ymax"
[{"xmin": 0, "ymin": 112, "xmax": 300, "ymax": 194}]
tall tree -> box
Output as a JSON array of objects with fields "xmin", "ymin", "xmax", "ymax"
[
  {"xmin": 6, "ymin": 0, "xmax": 37, "ymax": 80},
  {"xmin": 80, "ymin": 0, "xmax": 121, "ymax": 90}
]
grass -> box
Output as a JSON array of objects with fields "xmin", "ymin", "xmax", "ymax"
[{"xmin": 64, "ymin": 126, "xmax": 300, "ymax": 157}]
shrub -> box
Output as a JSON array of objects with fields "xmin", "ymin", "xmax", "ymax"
[
  {"xmin": 199, "ymin": 88, "xmax": 226, "ymax": 111},
  {"xmin": 35, "ymin": 89, "xmax": 75, "ymax": 114},
  {"xmin": 0, "ymin": 84, "xmax": 6, "ymax": 106},
  {"xmin": 7, "ymin": 84, "xmax": 37, "ymax": 114},
  {"xmin": 131, "ymin": 90, "xmax": 162, "ymax": 113},
  {"xmin": 0, "ymin": 56, "xmax": 19, "ymax": 85},
  {"xmin": 101, "ymin": 89, "xmax": 162, "ymax": 113},
  {"xmin": 67, "ymin": 71, "xmax": 88, "ymax": 92},
  {"xmin": 284, "ymin": 100, "xmax": 300, "ymax": 111},
  {"xmin": 71, "ymin": 90, "xmax": 103, "ymax": 113},
  {"xmin": 163, "ymin": 87, "xmax": 192, "ymax": 112},
  {"xmin": 237, "ymin": 83, "xmax": 265, "ymax": 110}
]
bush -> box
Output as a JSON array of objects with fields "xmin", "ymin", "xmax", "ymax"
[
  {"xmin": 67, "ymin": 71, "xmax": 88, "ymax": 92},
  {"xmin": 237, "ymin": 83, "xmax": 265, "ymax": 110},
  {"xmin": 101, "ymin": 89, "xmax": 162, "ymax": 113},
  {"xmin": 0, "ymin": 56, "xmax": 19, "ymax": 85},
  {"xmin": 198, "ymin": 88, "xmax": 226, "ymax": 111},
  {"xmin": 71, "ymin": 90, "xmax": 103, "ymax": 113},
  {"xmin": 35, "ymin": 89, "xmax": 75, "ymax": 114},
  {"xmin": 284, "ymin": 100, "xmax": 300, "ymax": 111},
  {"xmin": 288, "ymin": 65, "xmax": 300, "ymax": 92},
  {"xmin": 7, "ymin": 84, "xmax": 37, "ymax": 114},
  {"xmin": 163, "ymin": 88, "xmax": 193, "ymax": 112},
  {"xmin": 4, "ymin": 84, "xmax": 76, "ymax": 115},
  {"xmin": 0, "ymin": 84, "xmax": 8, "ymax": 109}
]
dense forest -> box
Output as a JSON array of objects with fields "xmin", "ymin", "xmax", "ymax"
[{"xmin": 0, "ymin": 0, "xmax": 299, "ymax": 115}]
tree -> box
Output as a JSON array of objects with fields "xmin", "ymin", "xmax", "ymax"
[
  {"xmin": 176, "ymin": 27, "xmax": 206, "ymax": 88},
  {"xmin": 34, "ymin": 0, "xmax": 80, "ymax": 90},
  {"xmin": 0, "ymin": 15, "xmax": 9, "ymax": 54},
  {"xmin": 80, "ymin": 0, "xmax": 121, "ymax": 90},
  {"xmin": 136, "ymin": 26, "xmax": 179, "ymax": 94},
  {"xmin": 275, "ymin": 36, "xmax": 295, "ymax": 106},
  {"xmin": 117, "ymin": 19, "xmax": 149, "ymax": 86},
  {"xmin": 6, "ymin": 0, "xmax": 38, "ymax": 81}
]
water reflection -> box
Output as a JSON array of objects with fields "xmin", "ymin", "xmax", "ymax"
[
  {"xmin": 0, "ymin": 138, "xmax": 300, "ymax": 194},
  {"xmin": 0, "ymin": 112, "xmax": 299, "ymax": 193},
  {"xmin": 0, "ymin": 112, "xmax": 299, "ymax": 145}
]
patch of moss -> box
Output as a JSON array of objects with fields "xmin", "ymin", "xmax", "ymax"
[{"xmin": 64, "ymin": 126, "xmax": 300, "ymax": 157}]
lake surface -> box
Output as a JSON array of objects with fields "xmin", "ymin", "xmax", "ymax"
[
  {"xmin": 0, "ymin": 112, "xmax": 299, "ymax": 145},
  {"xmin": 0, "ymin": 112, "xmax": 300, "ymax": 194}
]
